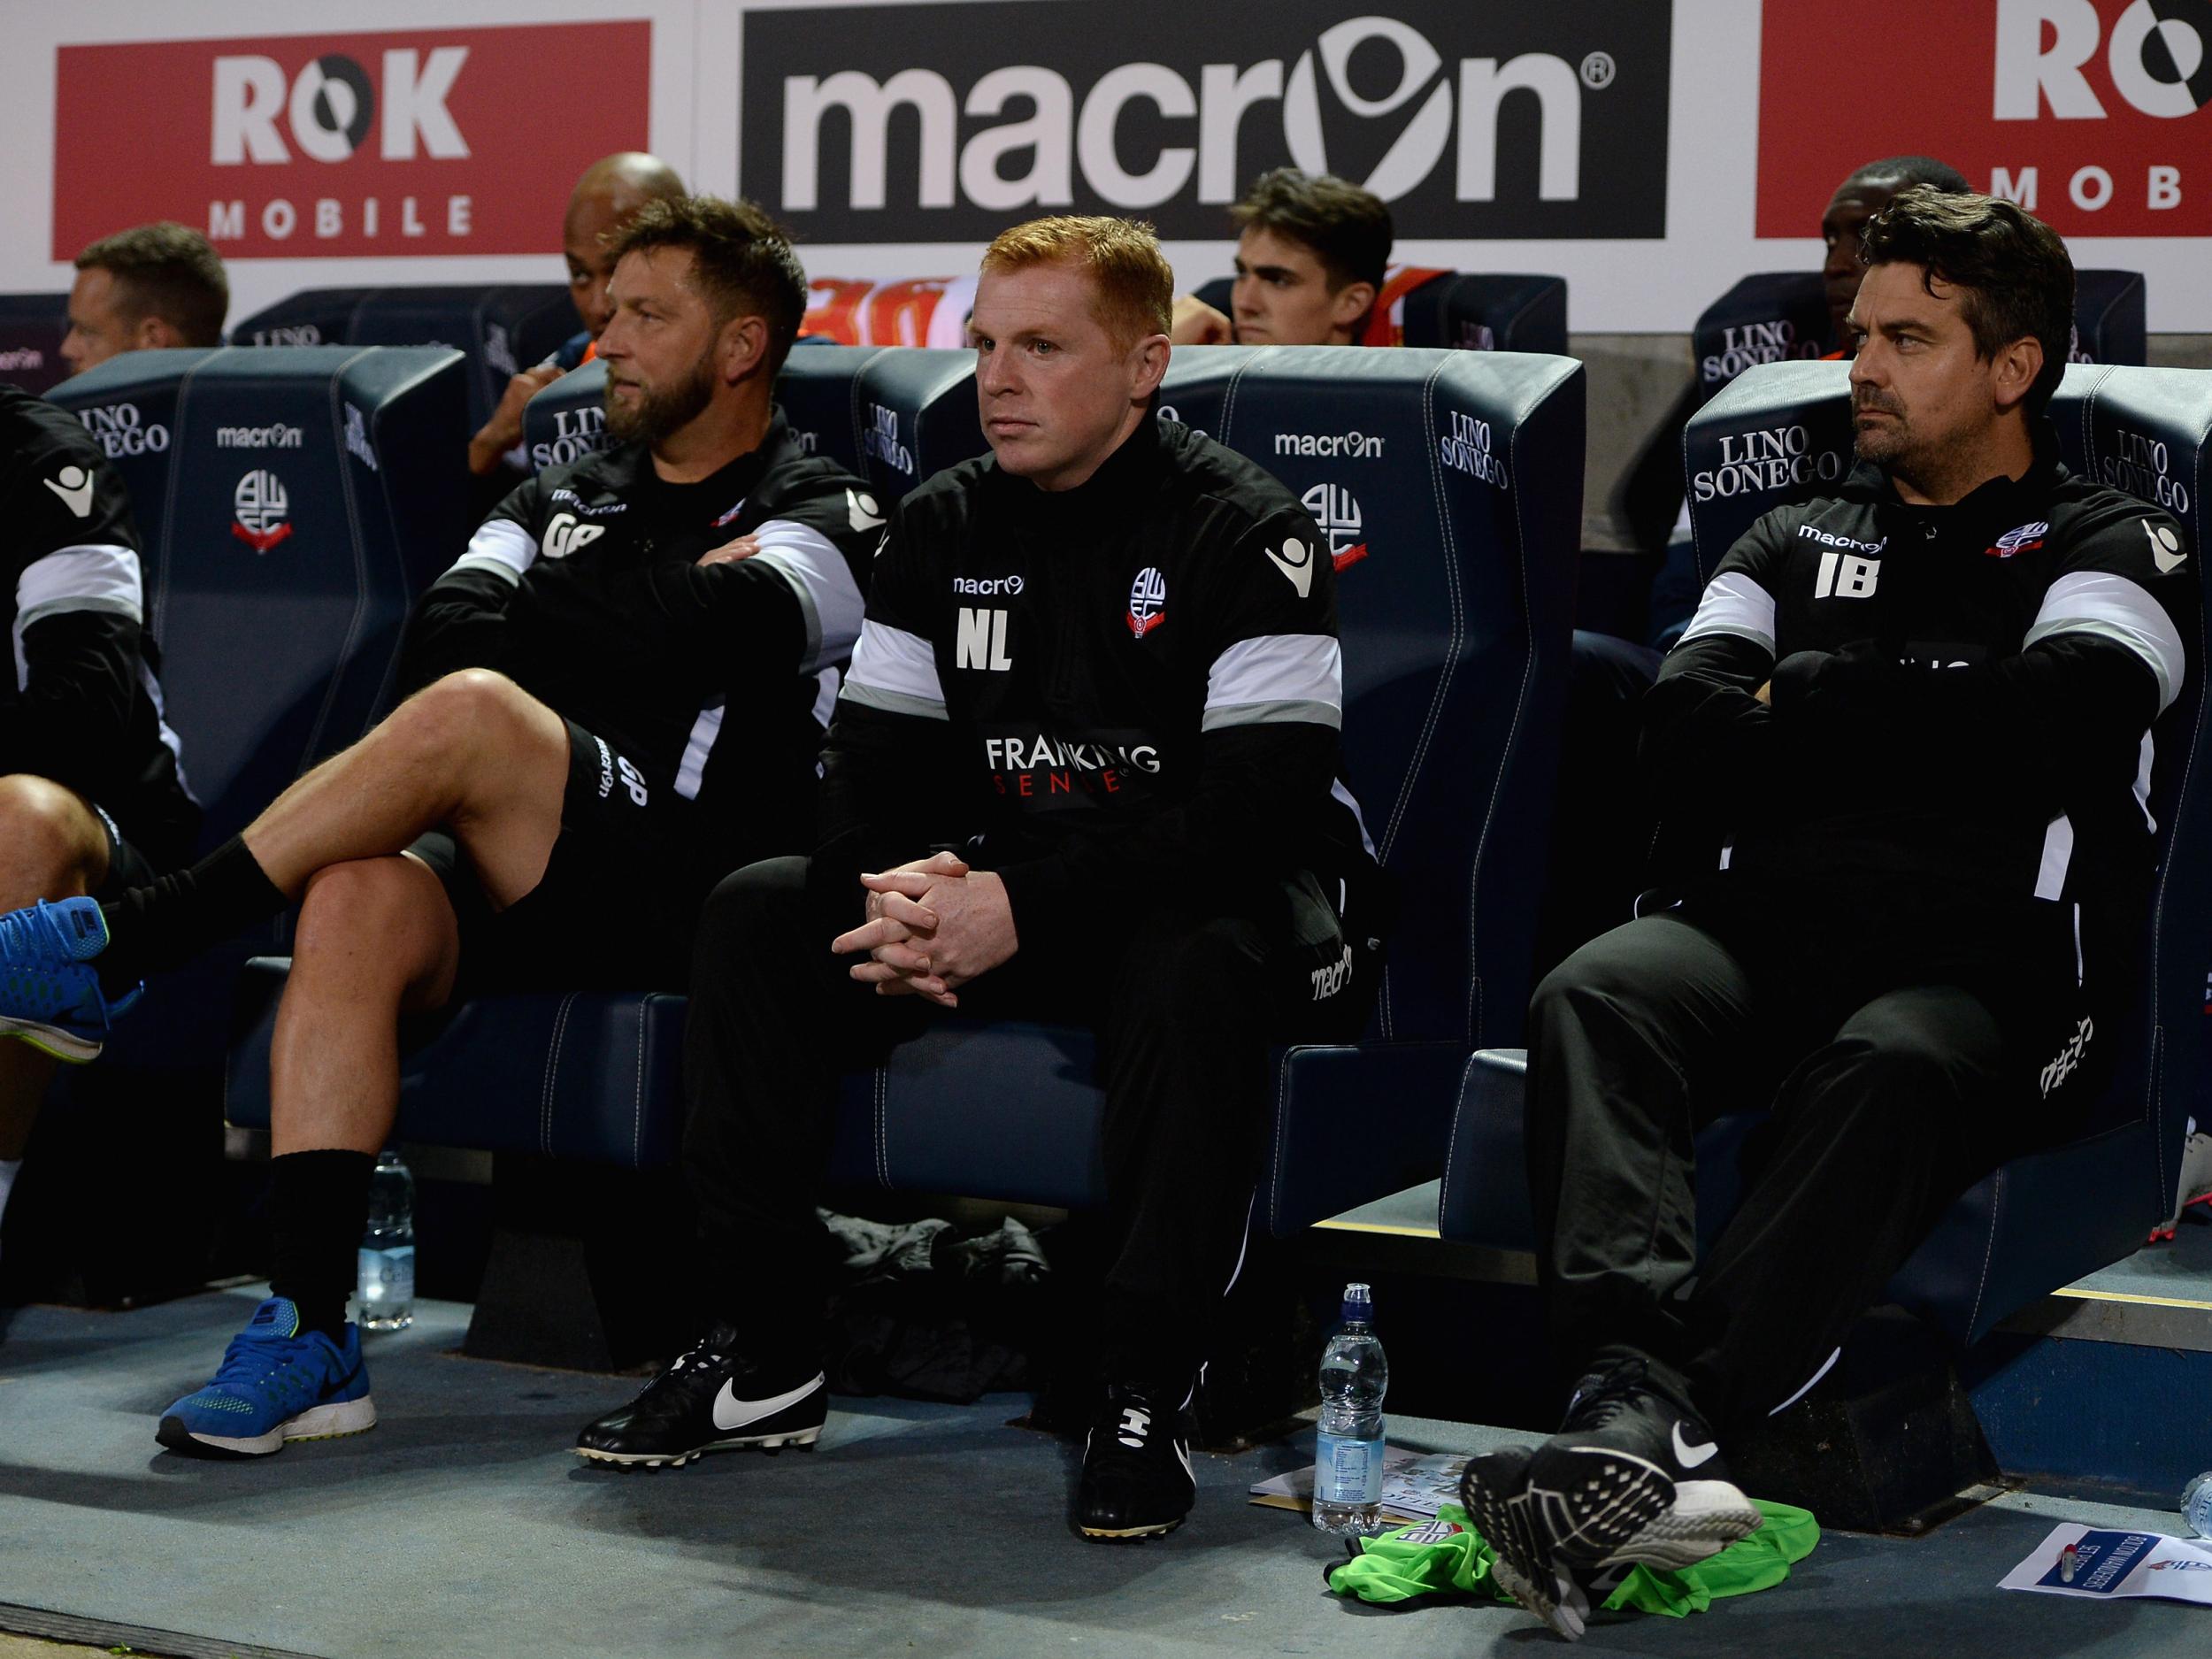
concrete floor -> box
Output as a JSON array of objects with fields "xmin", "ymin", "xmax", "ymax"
[{"xmin": 4, "ymin": 1285, "xmax": 2209, "ymax": 1659}]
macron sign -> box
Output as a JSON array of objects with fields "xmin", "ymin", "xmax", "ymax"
[{"xmin": 52, "ymin": 24, "xmax": 649, "ymax": 259}]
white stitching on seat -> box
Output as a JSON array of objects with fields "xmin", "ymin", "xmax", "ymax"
[
  {"xmin": 1438, "ymin": 1050, "xmax": 1483, "ymax": 1234},
  {"xmin": 1965, "ymin": 1165, "xmax": 2003, "ymax": 1340},
  {"xmin": 633, "ymin": 999, "xmax": 648, "ymax": 1169},
  {"xmin": 875, "ymin": 1064, "xmax": 890, "ymax": 1188},
  {"xmin": 1269, "ymin": 1046, "xmax": 1294, "ymax": 1235},
  {"xmin": 1463, "ymin": 368, "xmax": 1543, "ymax": 1048},
  {"xmin": 540, "ymin": 992, "xmax": 579, "ymax": 1156}
]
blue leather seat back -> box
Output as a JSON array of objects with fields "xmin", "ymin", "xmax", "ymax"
[
  {"xmin": 2069, "ymin": 271, "xmax": 2148, "ymax": 368},
  {"xmin": 774, "ymin": 342, "xmax": 885, "ymax": 475},
  {"xmin": 231, "ymin": 285, "xmax": 575, "ymax": 431},
  {"xmin": 1694, "ymin": 270, "xmax": 2150, "ymax": 406},
  {"xmin": 1154, "ymin": 345, "xmax": 1263, "ymax": 442},
  {"xmin": 523, "ymin": 360, "xmax": 611, "ymax": 474},
  {"xmin": 0, "ymin": 292, "xmax": 70, "ymax": 395},
  {"xmin": 1401, "ymin": 274, "xmax": 1570, "ymax": 356},
  {"xmin": 1681, "ymin": 359, "xmax": 1855, "ymax": 588},
  {"xmin": 850, "ymin": 347, "xmax": 987, "ymax": 507},
  {"xmin": 1171, "ymin": 346, "xmax": 1584, "ymax": 1047},
  {"xmin": 50, "ymin": 345, "xmax": 472, "ymax": 842},
  {"xmin": 1691, "ymin": 273, "xmax": 1833, "ymax": 405},
  {"xmin": 2046, "ymin": 364, "xmax": 2212, "ymax": 1171}
]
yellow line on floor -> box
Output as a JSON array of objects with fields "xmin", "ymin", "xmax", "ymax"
[
  {"xmin": 1311, "ymin": 1218, "xmax": 1443, "ymax": 1239},
  {"xmin": 2050, "ymin": 1286, "xmax": 2212, "ymax": 1312}
]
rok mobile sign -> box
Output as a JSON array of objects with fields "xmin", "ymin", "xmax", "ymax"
[{"xmin": 742, "ymin": 1, "xmax": 1671, "ymax": 242}]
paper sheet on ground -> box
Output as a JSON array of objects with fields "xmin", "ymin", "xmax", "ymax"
[
  {"xmin": 2000, "ymin": 1523, "xmax": 2212, "ymax": 1603},
  {"xmin": 1249, "ymin": 1448, "xmax": 1467, "ymax": 1521}
]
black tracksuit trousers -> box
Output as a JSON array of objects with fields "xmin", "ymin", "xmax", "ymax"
[
  {"xmin": 681, "ymin": 855, "xmax": 1372, "ymax": 1388},
  {"xmin": 1525, "ymin": 887, "xmax": 2096, "ymax": 1431}
]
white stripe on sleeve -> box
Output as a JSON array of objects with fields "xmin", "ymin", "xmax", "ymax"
[
  {"xmin": 840, "ymin": 620, "xmax": 949, "ymax": 720},
  {"xmin": 15, "ymin": 544, "xmax": 142, "ymax": 631},
  {"xmin": 746, "ymin": 518, "xmax": 867, "ymax": 672},
  {"xmin": 448, "ymin": 518, "xmax": 537, "ymax": 586},
  {"xmin": 2024, "ymin": 569, "xmax": 2186, "ymax": 713},
  {"xmin": 1202, "ymin": 634, "xmax": 1342, "ymax": 732},
  {"xmin": 1677, "ymin": 572, "xmax": 1778, "ymax": 654}
]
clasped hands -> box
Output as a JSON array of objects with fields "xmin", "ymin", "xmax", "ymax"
[{"xmin": 830, "ymin": 851, "xmax": 1018, "ymax": 1008}]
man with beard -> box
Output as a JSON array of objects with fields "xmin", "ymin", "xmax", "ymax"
[
  {"xmin": 0, "ymin": 196, "xmax": 879, "ymax": 1457},
  {"xmin": 1461, "ymin": 188, "xmax": 2191, "ymax": 1637}
]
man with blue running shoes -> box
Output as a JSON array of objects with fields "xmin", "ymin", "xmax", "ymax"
[{"xmin": 0, "ymin": 196, "xmax": 877, "ymax": 1457}]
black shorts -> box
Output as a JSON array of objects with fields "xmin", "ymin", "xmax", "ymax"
[
  {"xmin": 88, "ymin": 800, "xmax": 167, "ymax": 900},
  {"xmin": 405, "ymin": 718, "xmax": 721, "ymax": 996}
]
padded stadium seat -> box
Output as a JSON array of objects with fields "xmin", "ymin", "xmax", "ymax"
[
  {"xmin": 849, "ymin": 347, "xmax": 987, "ymax": 508},
  {"xmin": 1440, "ymin": 359, "xmax": 2212, "ymax": 1351},
  {"xmin": 1193, "ymin": 271, "xmax": 1568, "ymax": 355},
  {"xmin": 49, "ymin": 346, "xmax": 475, "ymax": 837},
  {"xmin": 47, "ymin": 344, "xmax": 472, "ymax": 1060},
  {"xmin": 229, "ymin": 286, "xmax": 575, "ymax": 433},
  {"xmin": 2069, "ymin": 271, "xmax": 2148, "ymax": 369},
  {"xmin": 229, "ymin": 345, "xmax": 1588, "ymax": 1239},
  {"xmin": 1692, "ymin": 270, "xmax": 2150, "ymax": 404},
  {"xmin": 0, "ymin": 292, "xmax": 70, "ymax": 395}
]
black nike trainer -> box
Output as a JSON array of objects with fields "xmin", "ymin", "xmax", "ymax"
[
  {"xmin": 1522, "ymin": 1358, "xmax": 1763, "ymax": 1576},
  {"xmin": 574, "ymin": 1322, "xmax": 826, "ymax": 1469},
  {"xmin": 1075, "ymin": 1383, "xmax": 1195, "ymax": 1540}
]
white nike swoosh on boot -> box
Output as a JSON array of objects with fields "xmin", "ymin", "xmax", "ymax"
[
  {"xmin": 711, "ymin": 1373, "xmax": 825, "ymax": 1432},
  {"xmin": 1671, "ymin": 1421, "xmax": 1719, "ymax": 1468}
]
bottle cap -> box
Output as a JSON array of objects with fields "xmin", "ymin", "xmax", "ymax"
[{"xmin": 1340, "ymin": 1282, "xmax": 1373, "ymax": 1326}]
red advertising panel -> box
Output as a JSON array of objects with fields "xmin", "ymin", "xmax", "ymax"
[
  {"xmin": 1759, "ymin": 0, "xmax": 2212, "ymax": 237},
  {"xmin": 53, "ymin": 23, "xmax": 650, "ymax": 259}
]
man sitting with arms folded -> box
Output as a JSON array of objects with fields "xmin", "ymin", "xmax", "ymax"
[
  {"xmin": 1461, "ymin": 187, "xmax": 2192, "ymax": 1638},
  {"xmin": 0, "ymin": 196, "xmax": 880, "ymax": 1458},
  {"xmin": 466, "ymin": 151, "xmax": 687, "ymax": 477},
  {"xmin": 1169, "ymin": 167, "xmax": 1387, "ymax": 347},
  {"xmin": 568, "ymin": 215, "xmax": 1391, "ymax": 1543},
  {"xmin": 60, "ymin": 221, "xmax": 228, "ymax": 377}
]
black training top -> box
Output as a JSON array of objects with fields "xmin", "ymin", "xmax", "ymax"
[
  {"xmin": 1649, "ymin": 427, "xmax": 2193, "ymax": 926},
  {"xmin": 821, "ymin": 412, "xmax": 1379, "ymax": 944},
  {"xmin": 0, "ymin": 383, "xmax": 197, "ymax": 861},
  {"xmin": 396, "ymin": 410, "xmax": 880, "ymax": 849}
]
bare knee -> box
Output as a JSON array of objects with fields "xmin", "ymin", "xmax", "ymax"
[
  {"xmin": 292, "ymin": 857, "xmax": 455, "ymax": 992},
  {"xmin": 0, "ymin": 774, "xmax": 106, "ymax": 901},
  {"xmin": 385, "ymin": 669, "xmax": 554, "ymax": 774}
]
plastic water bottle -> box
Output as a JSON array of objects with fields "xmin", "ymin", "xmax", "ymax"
[
  {"xmin": 2184, "ymin": 1471, "xmax": 2212, "ymax": 1540},
  {"xmin": 357, "ymin": 1151, "xmax": 416, "ymax": 1331},
  {"xmin": 1313, "ymin": 1281, "xmax": 1388, "ymax": 1534}
]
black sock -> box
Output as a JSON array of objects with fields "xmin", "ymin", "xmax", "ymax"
[
  {"xmin": 267, "ymin": 1149, "xmax": 376, "ymax": 1339},
  {"xmin": 97, "ymin": 835, "xmax": 288, "ymax": 994}
]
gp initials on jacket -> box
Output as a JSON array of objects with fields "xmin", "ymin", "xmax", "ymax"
[{"xmin": 541, "ymin": 511, "xmax": 605, "ymax": 560}]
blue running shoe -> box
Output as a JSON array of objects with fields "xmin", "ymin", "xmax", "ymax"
[
  {"xmin": 157, "ymin": 1296, "xmax": 377, "ymax": 1458},
  {"xmin": 0, "ymin": 895, "xmax": 140, "ymax": 1063}
]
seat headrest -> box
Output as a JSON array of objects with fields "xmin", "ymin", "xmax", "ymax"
[
  {"xmin": 1691, "ymin": 273, "xmax": 1833, "ymax": 405},
  {"xmin": 1682, "ymin": 359, "xmax": 1855, "ymax": 585},
  {"xmin": 775, "ymin": 343, "xmax": 886, "ymax": 475},
  {"xmin": 232, "ymin": 285, "xmax": 576, "ymax": 428},
  {"xmin": 524, "ymin": 361, "xmax": 611, "ymax": 475},
  {"xmin": 49, "ymin": 344, "xmax": 472, "ymax": 833},
  {"xmin": 1400, "ymin": 273, "xmax": 1569, "ymax": 356},
  {"xmin": 2068, "ymin": 271, "xmax": 2148, "ymax": 369},
  {"xmin": 2049, "ymin": 363, "xmax": 2212, "ymax": 559},
  {"xmin": 850, "ymin": 348, "xmax": 987, "ymax": 505},
  {"xmin": 0, "ymin": 292, "xmax": 70, "ymax": 395}
]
